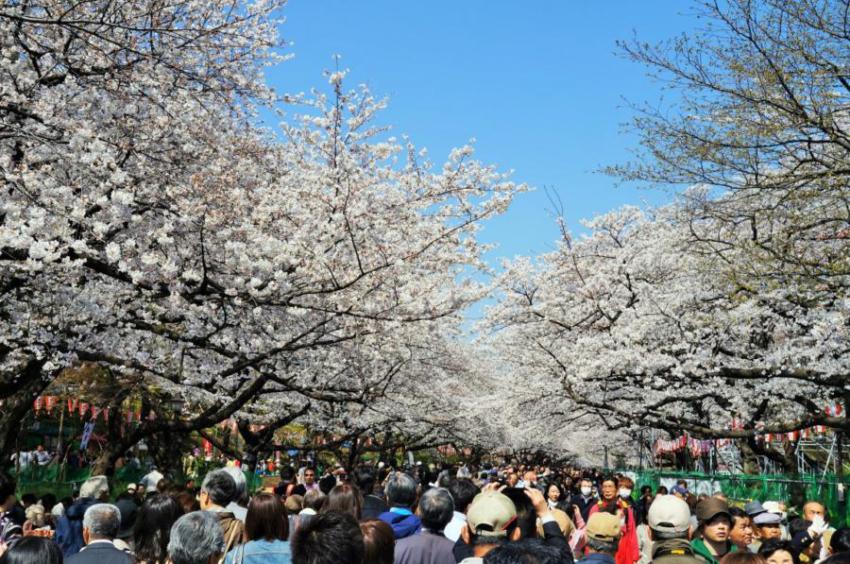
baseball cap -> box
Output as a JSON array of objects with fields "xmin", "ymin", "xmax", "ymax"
[
  {"xmin": 744, "ymin": 501, "xmax": 766, "ymax": 517},
  {"xmin": 753, "ymin": 512, "xmax": 782, "ymax": 525},
  {"xmin": 695, "ymin": 498, "xmax": 731, "ymax": 522},
  {"xmin": 586, "ymin": 512, "xmax": 622, "ymax": 542},
  {"xmin": 648, "ymin": 495, "xmax": 692, "ymax": 534},
  {"xmin": 762, "ymin": 501, "xmax": 783, "ymax": 514},
  {"xmin": 467, "ymin": 491, "xmax": 517, "ymax": 538}
]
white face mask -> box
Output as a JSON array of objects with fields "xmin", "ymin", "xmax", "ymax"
[
  {"xmin": 581, "ymin": 486, "xmax": 593, "ymax": 496},
  {"xmin": 619, "ymin": 488, "xmax": 632, "ymax": 499}
]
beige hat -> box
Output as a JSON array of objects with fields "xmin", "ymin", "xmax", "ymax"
[
  {"xmin": 467, "ymin": 491, "xmax": 517, "ymax": 538},
  {"xmin": 79, "ymin": 475, "xmax": 109, "ymax": 499},
  {"xmin": 586, "ymin": 512, "xmax": 622, "ymax": 542},
  {"xmin": 648, "ymin": 495, "xmax": 691, "ymax": 534}
]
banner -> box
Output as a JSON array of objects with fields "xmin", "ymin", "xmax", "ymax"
[{"xmin": 79, "ymin": 422, "xmax": 96, "ymax": 451}]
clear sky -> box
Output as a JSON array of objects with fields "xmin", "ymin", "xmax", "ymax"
[{"xmin": 266, "ymin": 1, "xmax": 699, "ymax": 264}]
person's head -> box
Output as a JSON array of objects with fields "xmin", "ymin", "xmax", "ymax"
[
  {"xmin": 758, "ymin": 539, "xmax": 799, "ymax": 564},
  {"xmin": 303, "ymin": 489, "xmax": 325, "ymax": 512},
  {"xmin": 507, "ymin": 473, "xmax": 519, "ymax": 488},
  {"xmin": 353, "ymin": 466, "xmax": 378, "ymax": 496},
  {"xmin": 502, "ymin": 488, "xmax": 538, "ymax": 540},
  {"xmin": 831, "ymin": 528, "xmax": 850, "ymax": 555},
  {"xmin": 658, "ymin": 485, "xmax": 669, "ymax": 495},
  {"xmin": 719, "ymin": 553, "xmax": 767, "ymax": 564},
  {"xmin": 79, "ymin": 475, "xmax": 110, "ymax": 501},
  {"xmin": 462, "ymin": 491, "xmax": 520, "ymax": 552},
  {"xmin": 640, "ymin": 486, "xmax": 652, "ymax": 498},
  {"xmin": 156, "ymin": 479, "xmax": 173, "ymax": 494},
  {"xmin": 82, "ymin": 503, "xmax": 121, "ymax": 543},
  {"xmin": 292, "ymin": 510, "xmax": 364, "ymax": 564},
  {"xmin": 24, "ymin": 504, "xmax": 45, "ymax": 528},
  {"xmin": 360, "ymin": 519, "xmax": 395, "ymax": 564},
  {"xmin": 417, "ymin": 487, "xmax": 453, "ymax": 533},
  {"xmin": 173, "ymin": 490, "xmax": 200, "ymax": 514},
  {"xmin": 696, "ymin": 498, "xmax": 731, "ymax": 544},
  {"xmin": 585, "ymin": 512, "xmax": 622, "ymax": 555},
  {"xmin": 647, "ymin": 494, "xmax": 692, "ymax": 541},
  {"xmin": 803, "ymin": 501, "xmax": 827, "ymax": 523},
  {"xmin": 280, "ymin": 465, "xmax": 296, "ymax": 483},
  {"xmin": 617, "ymin": 477, "xmax": 634, "ymax": 499},
  {"xmin": 19, "ymin": 493, "xmax": 36, "ymax": 508},
  {"xmin": 303, "ymin": 467, "xmax": 317, "ymax": 486},
  {"xmin": 199, "ymin": 469, "xmax": 237, "ymax": 509},
  {"xmin": 580, "ymin": 479, "xmax": 594, "ymax": 497},
  {"xmin": 753, "ymin": 511, "xmax": 783, "ymax": 541},
  {"xmin": 221, "ymin": 467, "xmax": 247, "ymax": 505},
  {"xmin": 322, "ymin": 484, "xmax": 363, "ymax": 520},
  {"xmin": 600, "ymin": 477, "xmax": 618, "ymax": 502},
  {"xmin": 168, "ymin": 511, "xmax": 224, "ymax": 564},
  {"xmin": 449, "ymin": 479, "xmax": 480, "ymax": 515},
  {"xmin": 547, "ymin": 483, "xmax": 562, "ymax": 502},
  {"xmin": 132, "ymin": 493, "xmax": 183, "ymax": 564},
  {"xmin": 729, "ymin": 507, "xmax": 754, "ymax": 550},
  {"xmin": 385, "ymin": 472, "xmax": 418, "ymax": 509},
  {"xmin": 483, "ymin": 538, "xmax": 572, "ymax": 564},
  {"xmin": 246, "ymin": 492, "xmax": 288, "ymax": 542},
  {"xmin": 285, "ymin": 494, "xmax": 304, "ymax": 514},
  {"xmin": 523, "ymin": 471, "xmax": 537, "ymax": 487},
  {"xmin": 0, "ymin": 536, "xmax": 62, "ymax": 564}
]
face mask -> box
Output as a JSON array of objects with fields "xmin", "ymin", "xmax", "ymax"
[
  {"xmin": 581, "ymin": 486, "xmax": 593, "ymax": 496},
  {"xmin": 619, "ymin": 488, "xmax": 632, "ymax": 499}
]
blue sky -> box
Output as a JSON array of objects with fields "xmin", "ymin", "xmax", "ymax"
[{"xmin": 267, "ymin": 1, "xmax": 698, "ymax": 263}]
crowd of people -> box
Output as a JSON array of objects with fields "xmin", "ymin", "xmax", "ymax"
[{"xmin": 0, "ymin": 462, "xmax": 848, "ymax": 564}]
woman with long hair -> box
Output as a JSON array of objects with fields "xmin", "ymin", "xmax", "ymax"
[
  {"xmin": 0, "ymin": 536, "xmax": 62, "ymax": 564},
  {"xmin": 133, "ymin": 494, "xmax": 184, "ymax": 564},
  {"xmin": 321, "ymin": 484, "xmax": 363, "ymax": 521},
  {"xmin": 225, "ymin": 493, "xmax": 291, "ymax": 563}
]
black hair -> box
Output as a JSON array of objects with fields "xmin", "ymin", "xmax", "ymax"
[
  {"xmin": 484, "ymin": 538, "xmax": 571, "ymax": 564},
  {"xmin": 353, "ymin": 466, "xmax": 376, "ymax": 495},
  {"xmin": 0, "ymin": 536, "xmax": 62, "ymax": 564},
  {"xmin": 823, "ymin": 555, "xmax": 850, "ymax": 564},
  {"xmin": 292, "ymin": 510, "xmax": 364, "ymax": 564},
  {"xmin": 19, "ymin": 494, "xmax": 36, "ymax": 506},
  {"xmin": 448, "ymin": 479, "xmax": 480, "ymax": 514},
  {"xmin": 832, "ymin": 528, "xmax": 850, "ymax": 554},
  {"xmin": 502, "ymin": 488, "xmax": 538, "ymax": 540},
  {"xmin": 318, "ymin": 475, "xmax": 337, "ymax": 496},
  {"xmin": 280, "ymin": 465, "xmax": 296, "ymax": 483},
  {"xmin": 788, "ymin": 518, "xmax": 810, "ymax": 538},
  {"xmin": 0, "ymin": 480, "xmax": 16, "ymax": 506},
  {"xmin": 759, "ymin": 539, "xmax": 800, "ymax": 564},
  {"xmin": 133, "ymin": 493, "xmax": 184, "ymax": 564},
  {"xmin": 729, "ymin": 506, "xmax": 750, "ymax": 527}
]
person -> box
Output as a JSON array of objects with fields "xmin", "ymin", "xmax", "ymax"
[
  {"xmin": 168, "ymin": 511, "xmax": 225, "ymax": 564},
  {"xmin": 801, "ymin": 503, "xmax": 826, "ymax": 525},
  {"xmin": 284, "ymin": 496, "xmax": 303, "ymax": 534},
  {"xmin": 692, "ymin": 498, "xmax": 736, "ymax": 564},
  {"xmin": 393, "ymin": 487, "xmax": 455, "ymax": 564},
  {"xmin": 572, "ymin": 479, "xmax": 597, "ymax": 524},
  {"xmin": 548, "ymin": 484, "xmax": 568, "ymax": 512},
  {"xmin": 291, "ymin": 510, "xmax": 364, "ymax": 564},
  {"xmin": 221, "ymin": 468, "xmax": 249, "ymax": 523},
  {"xmin": 831, "ymin": 528, "xmax": 850, "ymax": 555},
  {"xmin": 646, "ymin": 495, "xmax": 702, "ymax": 564},
  {"xmin": 356, "ymin": 466, "xmax": 389, "ymax": 520},
  {"xmin": 361, "ymin": 519, "xmax": 396, "ymax": 564},
  {"xmin": 729, "ymin": 507, "xmax": 754, "ymax": 553},
  {"xmin": 225, "ymin": 492, "xmax": 291, "ymax": 564},
  {"xmin": 789, "ymin": 517, "xmax": 826, "ymax": 564},
  {"xmin": 139, "ymin": 468, "xmax": 164, "ymax": 493},
  {"xmin": 173, "ymin": 491, "xmax": 200, "ymax": 515},
  {"xmin": 635, "ymin": 486, "xmax": 653, "ymax": 526},
  {"xmin": 113, "ymin": 497, "xmax": 138, "ymax": 552},
  {"xmin": 66, "ymin": 504, "xmax": 133, "ymax": 564},
  {"xmin": 321, "ymin": 484, "xmax": 363, "ymax": 521},
  {"xmin": 55, "ymin": 476, "xmax": 110, "ymax": 557},
  {"xmin": 379, "ymin": 473, "xmax": 422, "ymax": 540},
  {"xmin": 292, "ymin": 468, "xmax": 319, "ymax": 497},
  {"xmin": 34, "ymin": 445, "xmax": 51, "ymax": 466},
  {"xmin": 0, "ymin": 536, "xmax": 63, "ymax": 564},
  {"xmin": 199, "ymin": 469, "xmax": 244, "ymax": 555},
  {"xmin": 296, "ymin": 490, "xmax": 325, "ymax": 532},
  {"xmin": 457, "ymin": 491, "xmax": 520, "ymax": 564},
  {"xmin": 588, "ymin": 477, "xmax": 639, "ymax": 564},
  {"xmin": 445, "ymin": 480, "xmax": 480, "ymax": 543},
  {"xmin": 719, "ymin": 554, "xmax": 767, "ymax": 564},
  {"xmin": 133, "ymin": 493, "xmax": 183, "ymax": 564},
  {"xmin": 758, "ymin": 540, "xmax": 799, "ymax": 564},
  {"xmin": 578, "ymin": 513, "xmax": 621, "ymax": 564},
  {"xmin": 752, "ymin": 511, "xmax": 783, "ymax": 551},
  {"xmin": 484, "ymin": 538, "xmax": 572, "ymax": 564}
]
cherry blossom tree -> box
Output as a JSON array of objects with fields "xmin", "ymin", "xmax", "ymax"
[{"xmin": 0, "ymin": 0, "xmax": 524, "ymax": 470}]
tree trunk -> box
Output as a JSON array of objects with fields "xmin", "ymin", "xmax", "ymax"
[{"xmin": 0, "ymin": 360, "xmax": 48, "ymax": 477}]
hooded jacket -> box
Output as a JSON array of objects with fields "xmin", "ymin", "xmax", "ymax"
[{"xmin": 379, "ymin": 509, "xmax": 422, "ymax": 540}]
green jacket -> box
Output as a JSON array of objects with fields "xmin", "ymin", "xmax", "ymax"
[
  {"xmin": 652, "ymin": 538, "xmax": 704, "ymax": 564},
  {"xmin": 691, "ymin": 538, "xmax": 737, "ymax": 564}
]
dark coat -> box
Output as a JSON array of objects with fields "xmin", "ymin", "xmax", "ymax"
[
  {"xmin": 363, "ymin": 494, "xmax": 389, "ymax": 520},
  {"xmin": 55, "ymin": 498, "xmax": 99, "ymax": 557},
  {"xmin": 65, "ymin": 541, "xmax": 134, "ymax": 564},
  {"xmin": 394, "ymin": 531, "xmax": 455, "ymax": 564}
]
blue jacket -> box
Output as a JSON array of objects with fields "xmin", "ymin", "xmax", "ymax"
[
  {"xmin": 55, "ymin": 498, "xmax": 99, "ymax": 557},
  {"xmin": 578, "ymin": 553, "xmax": 616, "ymax": 564},
  {"xmin": 379, "ymin": 509, "xmax": 422, "ymax": 540},
  {"xmin": 224, "ymin": 539, "xmax": 292, "ymax": 564}
]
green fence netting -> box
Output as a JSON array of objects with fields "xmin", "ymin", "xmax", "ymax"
[{"xmin": 625, "ymin": 469, "xmax": 850, "ymax": 526}]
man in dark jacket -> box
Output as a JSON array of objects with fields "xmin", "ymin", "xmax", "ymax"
[
  {"xmin": 66, "ymin": 504, "xmax": 133, "ymax": 564},
  {"xmin": 379, "ymin": 472, "xmax": 422, "ymax": 539},
  {"xmin": 355, "ymin": 465, "xmax": 388, "ymax": 520},
  {"xmin": 572, "ymin": 478, "xmax": 598, "ymax": 523},
  {"xmin": 55, "ymin": 475, "xmax": 110, "ymax": 557}
]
